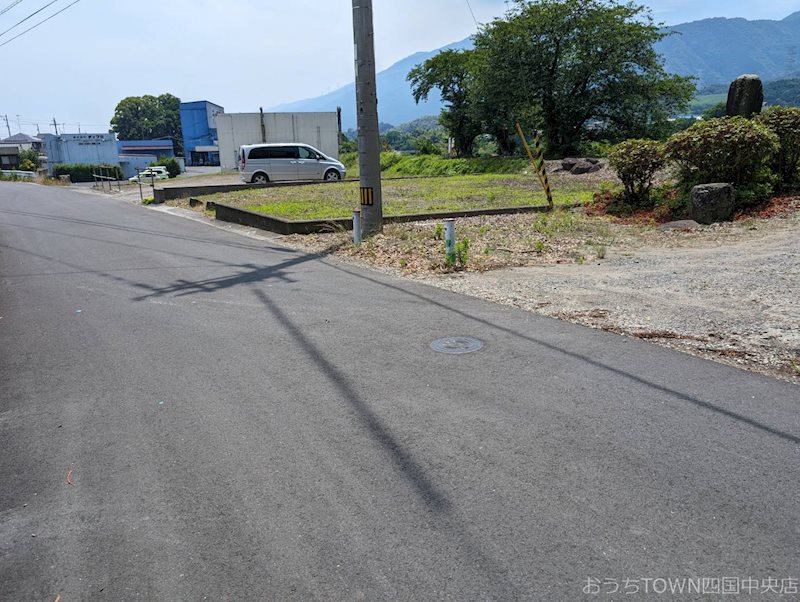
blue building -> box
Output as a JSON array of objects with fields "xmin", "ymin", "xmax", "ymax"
[
  {"xmin": 41, "ymin": 133, "xmax": 119, "ymax": 170},
  {"xmin": 117, "ymin": 139, "xmax": 176, "ymax": 179},
  {"xmin": 41, "ymin": 133, "xmax": 179, "ymax": 179},
  {"xmin": 117, "ymin": 139, "xmax": 175, "ymax": 159},
  {"xmin": 180, "ymin": 100, "xmax": 224, "ymax": 166}
]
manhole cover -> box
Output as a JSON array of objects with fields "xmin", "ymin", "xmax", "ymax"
[{"xmin": 430, "ymin": 336, "xmax": 484, "ymax": 355}]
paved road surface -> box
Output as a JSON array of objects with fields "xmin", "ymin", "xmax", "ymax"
[{"xmin": 1, "ymin": 182, "xmax": 798, "ymax": 601}]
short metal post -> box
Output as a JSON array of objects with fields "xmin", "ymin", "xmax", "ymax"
[
  {"xmin": 444, "ymin": 218, "xmax": 455, "ymax": 262},
  {"xmin": 353, "ymin": 210, "xmax": 362, "ymax": 245}
]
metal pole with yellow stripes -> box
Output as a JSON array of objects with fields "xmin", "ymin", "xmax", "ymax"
[
  {"xmin": 353, "ymin": 0, "xmax": 383, "ymax": 236},
  {"xmin": 516, "ymin": 123, "xmax": 554, "ymax": 209}
]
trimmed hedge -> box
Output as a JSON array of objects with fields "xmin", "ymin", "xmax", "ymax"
[
  {"xmin": 151, "ymin": 156, "xmax": 181, "ymax": 178},
  {"xmin": 755, "ymin": 106, "xmax": 800, "ymax": 187},
  {"xmin": 53, "ymin": 163, "xmax": 124, "ymax": 183},
  {"xmin": 608, "ymin": 139, "xmax": 665, "ymax": 207},
  {"xmin": 665, "ymin": 117, "xmax": 779, "ymax": 206}
]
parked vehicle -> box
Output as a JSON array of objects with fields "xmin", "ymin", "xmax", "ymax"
[
  {"xmin": 129, "ymin": 168, "xmax": 169, "ymax": 182},
  {"xmin": 238, "ymin": 143, "xmax": 345, "ymax": 184}
]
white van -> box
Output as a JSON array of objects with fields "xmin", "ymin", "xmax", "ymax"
[{"xmin": 239, "ymin": 143, "xmax": 346, "ymax": 184}]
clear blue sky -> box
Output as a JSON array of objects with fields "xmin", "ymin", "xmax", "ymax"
[{"xmin": 0, "ymin": 0, "xmax": 797, "ymax": 136}]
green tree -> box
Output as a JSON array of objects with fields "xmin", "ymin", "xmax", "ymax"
[
  {"xmin": 408, "ymin": 49, "xmax": 481, "ymax": 157},
  {"xmin": 471, "ymin": 0, "xmax": 695, "ymax": 156},
  {"xmin": 702, "ymin": 101, "xmax": 727, "ymax": 120},
  {"xmin": 111, "ymin": 93, "xmax": 183, "ymax": 155}
]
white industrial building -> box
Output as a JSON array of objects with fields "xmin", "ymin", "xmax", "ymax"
[{"xmin": 215, "ymin": 110, "xmax": 341, "ymax": 171}]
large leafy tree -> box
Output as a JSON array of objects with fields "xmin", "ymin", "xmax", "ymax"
[
  {"xmin": 472, "ymin": 0, "xmax": 695, "ymax": 155},
  {"xmin": 408, "ymin": 50, "xmax": 481, "ymax": 157},
  {"xmin": 110, "ymin": 93, "xmax": 183, "ymax": 155}
]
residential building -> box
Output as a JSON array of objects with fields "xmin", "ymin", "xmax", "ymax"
[
  {"xmin": 0, "ymin": 145, "xmax": 20, "ymax": 170},
  {"xmin": 1, "ymin": 133, "xmax": 43, "ymax": 152}
]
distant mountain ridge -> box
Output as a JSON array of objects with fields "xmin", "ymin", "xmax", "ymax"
[{"xmin": 272, "ymin": 11, "xmax": 800, "ymax": 129}]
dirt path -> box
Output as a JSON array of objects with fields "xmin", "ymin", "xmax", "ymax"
[{"xmin": 415, "ymin": 216, "xmax": 800, "ymax": 383}]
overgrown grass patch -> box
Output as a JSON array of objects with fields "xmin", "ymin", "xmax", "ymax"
[
  {"xmin": 206, "ymin": 174, "xmax": 596, "ymax": 221},
  {"xmin": 284, "ymin": 209, "xmax": 621, "ymax": 274}
]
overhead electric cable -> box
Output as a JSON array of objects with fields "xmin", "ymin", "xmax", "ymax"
[
  {"xmin": 0, "ymin": 0, "xmax": 58, "ymax": 38},
  {"xmin": 0, "ymin": 0, "xmax": 81, "ymax": 47},
  {"xmin": 0, "ymin": 0, "xmax": 25, "ymax": 17},
  {"xmin": 464, "ymin": 0, "xmax": 479, "ymax": 28}
]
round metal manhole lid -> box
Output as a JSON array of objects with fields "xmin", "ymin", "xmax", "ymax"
[{"xmin": 430, "ymin": 336, "xmax": 484, "ymax": 355}]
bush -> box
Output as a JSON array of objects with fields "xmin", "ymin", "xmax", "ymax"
[
  {"xmin": 52, "ymin": 163, "xmax": 124, "ymax": 183},
  {"xmin": 18, "ymin": 159, "xmax": 37, "ymax": 171},
  {"xmin": 665, "ymin": 117, "xmax": 779, "ymax": 206},
  {"xmin": 151, "ymin": 156, "xmax": 181, "ymax": 178},
  {"xmin": 413, "ymin": 137, "xmax": 442, "ymax": 156},
  {"xmin": 340, "ymin": 151, "xmax": 358, "ymax": 170},
  {"xmin": 608, "ymin": 139, "xmax": 665, "ymax": 207},
  {"xmin": 18, "ymin": 148, "xmax": 40, "ymax": 169},
  {"xmin": 755, "ymin": 106, "xmax": 800, "ymax": 187}
]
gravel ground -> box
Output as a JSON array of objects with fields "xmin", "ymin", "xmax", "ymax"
[{"xmin": 412, "ymin": 214, "xmax": 800, "ymax": 383}]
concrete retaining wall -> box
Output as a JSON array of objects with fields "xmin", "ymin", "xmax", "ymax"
[
  {"xmin": 154, "ymin": 179, "xmax": 332, "ymax": 202},
  {"xmin": 209, "ymin": 201, "xmax": 563, "ymax": 235}
]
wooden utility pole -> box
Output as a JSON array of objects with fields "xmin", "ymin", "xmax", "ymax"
[{"xmin": 352, "ymin": 0, "xmax": 383, "ymax": 236}]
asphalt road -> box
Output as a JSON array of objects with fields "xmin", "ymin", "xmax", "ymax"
[{"xmin": 1, "ymin": 182, "xmax": 798, "ymax": 601}]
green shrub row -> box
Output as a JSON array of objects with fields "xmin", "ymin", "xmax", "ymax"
[
  {"xmin": 607, "ymin": 107, "xmax": 800, "ymax": 214},
  {"xmin": 53, "ymin": 163, "xmax": 124, "ymax": 183},
  {"xmin": 339, "ymin": 151, "xmax": 530, "ymax": 178}
]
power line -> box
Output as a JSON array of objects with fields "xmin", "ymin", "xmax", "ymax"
[
  {"xmin": 0, "ymin": 0, "xmax": 59, "ymax": 39},
  {"xmin": 0, "ymin": 0, "xmax": 81, "ymax": 47},
  {"xmin": 464, "ymin": 0, "xmax": 479, "ymax": 28},
  {"xmin": 0, "ymin": 0, "xmax": 24, "ymax": 17}
]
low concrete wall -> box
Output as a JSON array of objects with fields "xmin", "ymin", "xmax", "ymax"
[
  {"xmin": 154, "ymin": 179, "xmax": 327, "ymax": 202},
  {"xmin": 213, "ymin": 203, "xmax": 349, "ymax": 235},
  {"xmin": 210, "ymin": 201, "xmax": 564, "ymax": 235}
]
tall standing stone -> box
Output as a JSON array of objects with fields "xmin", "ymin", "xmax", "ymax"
[{"xmin": 726, "ymin": 74, "xmax": 764, "ymax": 118}]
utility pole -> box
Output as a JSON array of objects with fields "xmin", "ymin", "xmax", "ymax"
[
  {"xmin": 52, "ymin": 118, "xmax": 59, "ymax": 135},
  {"xmin": 2, "ymin": 115, "xmax": 10, "ymax": 138},
  {"xmin": 352, "ymin": 0, "xmax": 383, "ymax": 236}
]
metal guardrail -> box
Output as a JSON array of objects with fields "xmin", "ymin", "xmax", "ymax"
[{"xmin": 0, "ymin": 170, "xmax": 36, "ymax": 179}]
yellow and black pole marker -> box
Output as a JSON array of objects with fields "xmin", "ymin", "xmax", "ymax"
[
  {"xmin": 516, "ymin": 123, "xmax": 554, "ymax": 209},
  {"xmin": 359, "ymin": 186, "xmax": 374, "ymax": 206}
]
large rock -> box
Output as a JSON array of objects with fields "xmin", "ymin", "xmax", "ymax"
[
  {"xmin": 561, "ymin": 157, "xmax": 580, "ymax": 171},
  {"xmin": 690, "ymin": 183, "xmax": 736, "ymax": 224},
  {"xmin": 571, "ymin": 160, "xmax": 598, "ymax": 175},
  {"xmin": 726, "ymin": 74, "xmax": 764, "ymax": 118}
]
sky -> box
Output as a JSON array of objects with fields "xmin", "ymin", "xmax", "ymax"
[{"xmin": 0, "ymin": 0, "xmax": 798, "ymax": 137}]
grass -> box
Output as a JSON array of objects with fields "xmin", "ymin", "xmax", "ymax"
[
  {"xmin": 205, "ymin": 174, "xmax": 596, "ymax": 221},
  {"xmin": 688, "ymin": 93, "xmax": 727, "ymax": 115}
]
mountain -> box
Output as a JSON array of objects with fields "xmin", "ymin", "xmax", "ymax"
[
  {"xmin": 270, "ymin": 38, "xmax": 472, "ymax": 130},
  {"xmin": 272, "ymin": 11, "xmax": 800, "ymax": 130},
  {"xmin": 657, "ymin": 11, "xmax": 800, "ymax": 87}
]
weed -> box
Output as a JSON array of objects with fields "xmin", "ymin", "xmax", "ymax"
[
  {"xmin": 595, "ymin": 245, "xmax": 607, "ymax": 259},
  {"xmin": 141, "ymin": 197, "xmax": 156, "ymax": 205},
  {"xmin": 434, "ymin": 223, "xmax": 444, "ymax": 240},
  {"xmin": 445, "ymin": 238, "xmax": 470, "ymax": 270},
  {"xmin": 533, "ymin": 240, "xmax": 546, "ymax": 253}
]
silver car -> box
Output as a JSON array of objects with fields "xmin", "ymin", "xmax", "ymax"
[{"xmin": 239, "ymin": 143, "xmax": 346, "ymax": 184}]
